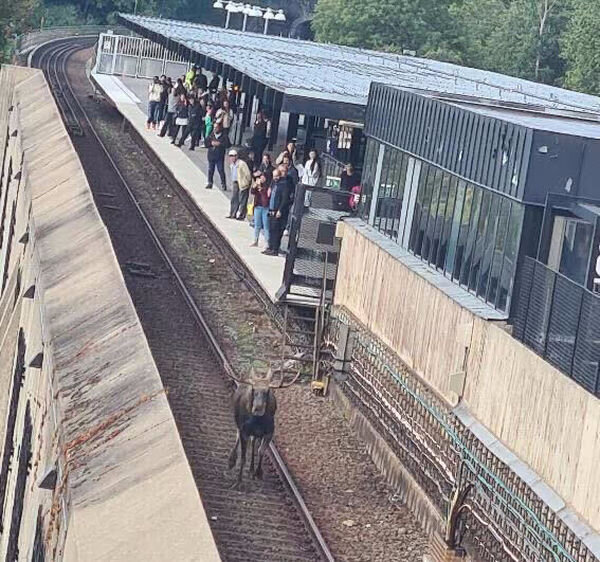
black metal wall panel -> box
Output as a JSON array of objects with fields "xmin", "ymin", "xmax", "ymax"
[
  {"xmin": 513, "ymin": 256, "xmax": 600, "ymax": 398},
  {"xmin": 365, "ymin": 84, "xmax": 532, "ymax": 200}
]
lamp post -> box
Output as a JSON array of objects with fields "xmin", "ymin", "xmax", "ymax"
[{"xmin": 212, "ymin": 1, "xmax": 286, "ymax": 34}]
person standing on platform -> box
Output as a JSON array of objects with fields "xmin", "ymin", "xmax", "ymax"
[
  {"xmin": 194, "ymin": 70, "xmax": 208, "ymax": 92},
  {"xmin": 301, "ymin": 148, "xmax": 322, "ymax": 209},
  {"xmin": 146, "ymin": 76, "xmax": 162, "ymax": 131},
  {"xmin": 204, "ymin": 122, "xmax": 230, "ymax": 190},
  {"xmin": 177, "ymin": 96, "xmax": 204, "ymax": 150},
  {"xmin": 251, "ymin": 172, "xmax": 270, "ymax": 247},
  {"xmin": 340, "ymin": 163, "xmax": 361, "ymax": 192},
  {"xmin": 204, "ymin": 103, "xmax": 215, "ymax": 139},
  {"xmin": 159, "ymin": 87, "xmax": 178, "ymax": 138},
  {"xmin": 276, "ymin": 141, "xmax": 298, "ymax": 166},
  {"xmin": 185, "ymin": 65, "xmax": 197, "ymax": 90},
  {"xmin": 215, "ymin": 99, "xmax": 234, "ymax": 139},
  {"xmin": 264, "ymin": 168, "xmax": 290, "ymax": 256},
  {"xmin": 171, "ymin": 94, "xmax": 189, "ymax": 145},
  {"xmin": 301, "ymin": 149, "xmax": 322, "ymax": 187},
  {"xmin": 174, "ymin": 77, "xmax": 186, "ymax": 97},
  {"xmin": 156, "ymin": 75, "xmax": 169, "ymax": 124},
  {"xmin": 208, "ymin": 74, "xmax": 220, "ymax": 95},
  {"xmin": 250, "ymin": 110, "xmax": 269, "ymax": 167},
  {"xmin": 227, "ymin": 149, "xmax": 252, "ymax": 220},
  {"xmin": 256, "ymin": 152, "xmax": 274, "ymax": 183},
  {"xmin": 279, "ymin": 161, "xmax": 297, "ymax": 235},
  {"xmin": 282, "ymin": 155, "xmax": 299, "ymax": 186}
]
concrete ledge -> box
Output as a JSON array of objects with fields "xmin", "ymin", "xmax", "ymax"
[{"xmin": 0, "ymin": 65, "xmax": 221, "ymax": 561}]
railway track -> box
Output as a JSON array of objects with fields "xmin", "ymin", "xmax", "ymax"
[{"xmin": 31, "ymin": 38, "xmax": 333, "ymax": 562}]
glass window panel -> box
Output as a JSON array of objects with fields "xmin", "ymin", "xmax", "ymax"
[
  {"xmin": 359, "ymin": 139, "xmax": 378, "ymax": 221},
  {"xmin": 421, "ymin": 168, "xmax": 441, "ymax": 261},
  {"xmin": 477, "ymin": 195, "xmax": 501, "ymax": 298},
  {"xmin": 497, "ymin": 202, "xmax": 524, "ymax": 312},
  {"xmin": 459, "ymin": 186, "xmax": 482, "ymax": 287},
  {"xmin": 384, "ymin": 149, "xmax": 401, "ymax": 237},
  {"xmin": 439, "ymin": 176, "xmax": 458, "ymax": 271},
  {"xmin": 469, "ymin": 190, "xmax": 492, "ymax": 292},
  {"xmin": 487, "ymin": 197, "xmax": 511, "ymax": 306},
  {"xmin": 372, "ymin": 145, "xmax": 391, "ymax": 231},
  {"xmin": 431, "ymin": 172, "xmax": 452, "ymax": 269},
  {"xmin": 445, "ymin": 180, "xmax": 467, "ymax": 277},
  {"xmin": 559, "ymin": 219, "xmax": 593, "ymax": 285},
  {"xmin": 409, "ymin": 162, "xmax": 431, "ymax": 255},
  {"xmin": 389, "ymin": 153, "xmax": 408, "ymax": 242},
  {"xmin": 375, "ymin": 147, "xmax": 395, "ymax": 235}
]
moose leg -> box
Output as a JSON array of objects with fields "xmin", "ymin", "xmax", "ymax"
[
  {"xmin": 249, "ymin": 437, "xmax": 257, "ymax": 476},
  {"xmin": 237, "ymin": 434, "xmax": 248, "ymax": 483},
  {"xmin": 228, "ymin": 431, "xmax": 240, "ymax": 470},
  {"xmin": 255, "ymin": 434, "xmax": 272, "ymax": 480}
]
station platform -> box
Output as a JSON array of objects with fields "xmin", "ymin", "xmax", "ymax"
[{"xmin": 90, "ymin": 70, "xmax": 286, "ymax": 303}]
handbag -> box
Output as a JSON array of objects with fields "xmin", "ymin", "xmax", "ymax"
[{"xmin": 175, "ymin": 117, "xmax": 189, "ymax": 126}]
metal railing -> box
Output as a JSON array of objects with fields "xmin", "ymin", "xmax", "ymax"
[
  {"xmin": 95, "ymin": 32, "xmax": 190, "ymax": 79},
  {"xmin": 321, "ymin": 154, "xmax": 346, "ymax": 189},
  {"xmin": 512, "ymin": 257, "xmax": 600, "ymax": 396},
  {"xmin": 331, "ymin": 309, "xmax": 597, "ymax": 562}
]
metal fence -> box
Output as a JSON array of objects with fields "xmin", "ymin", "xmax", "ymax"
[
  {"xmin": 96, "ymin": 33, "xmax": 189, "ymax": 79},
  {"xmin": 330, "ymin": 309, "xmax": 597, "ymax": 562},
  {"xmin": 512, "ymin": 257, "xmax": 600, "ymax": 396}
]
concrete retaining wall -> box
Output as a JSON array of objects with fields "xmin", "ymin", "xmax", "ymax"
[{"xmin": 0, "ymin": 65, "xmax": 220, "ymax": 561}]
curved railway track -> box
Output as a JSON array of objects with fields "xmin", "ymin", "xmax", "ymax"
[{"xmin": 31, "ymin": 38, "xmax": 333, "ymax": 562}]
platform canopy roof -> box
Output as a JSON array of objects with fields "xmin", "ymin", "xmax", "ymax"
[{"xmin": 120, "ymin": 13, "xmax": 600, "ymax": 122}]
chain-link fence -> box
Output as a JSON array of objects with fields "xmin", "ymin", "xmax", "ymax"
[{"xmin": 330, "ymin": 309, "xmax": 597, "ymax": 562}]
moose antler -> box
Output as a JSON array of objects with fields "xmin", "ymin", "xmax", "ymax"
[{"xmin": 268, "ymin": 352, "xmax": 308, "ymax": 388}]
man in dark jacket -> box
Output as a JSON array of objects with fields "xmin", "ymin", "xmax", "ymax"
[
  {"xmin": 263, "ymin": 168, "xmax": 290, "ymax": 256},
  {"xmin": 194, "ymin": 71, "xmax": 208, "ymax": 91},
  {"xmin": 208, "ymin": 74, "xmax": 220, "ymax": 94},
  {"xmin": 204, "ymin": 122, "xmax": 230, "ymax": 190},
  {"xmin": 178, "ymin": 97, "xmax": 205, "ymax": 150},
  {"xmin": 157, "ymin": 75, "xmax": 169, "ymax": 123}
]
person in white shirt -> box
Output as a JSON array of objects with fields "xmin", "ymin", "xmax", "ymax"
[
  {"xmin": 147, "ymin": 76, "xmax": 163, "ymax": 130},
  {"xmin": 215, "ymin": 99, "xmax": 234, "ymax": 137},
  {"xmin": 301, "ymin": 149, "xmax": 322, "ymax": 187}
]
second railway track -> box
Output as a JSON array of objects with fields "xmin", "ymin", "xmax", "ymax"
[{"xmin": 31, "ymin": 38, "xmax": 332, "ymax": 562}]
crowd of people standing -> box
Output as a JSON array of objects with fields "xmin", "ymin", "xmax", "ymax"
[{"xmin": 146, "ymin": 67, "xmax": 344, "ymax": 257}]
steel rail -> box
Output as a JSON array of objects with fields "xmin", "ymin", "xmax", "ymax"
[{"xmin": 38, "ymin": 39, "xmax": 335, "ymax": 562}]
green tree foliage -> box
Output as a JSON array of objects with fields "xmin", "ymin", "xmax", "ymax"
[
  {"xmin": 562, "ymin": 0, "xmax": 600, "ymax": 94},
  {"xmin": 313, "ymin": 0, "xmax": 571, "ymax": 86},
  {"xmin": 438, "ymin": 0, "xmax": 568, "ymax": 83},
  {"xmin": 312, "ymin": 0, "xmax": 451, "ymax": 52},
  {"xmin": 0, "ymin": 0, "xmax": 40, "ymax": 58}
]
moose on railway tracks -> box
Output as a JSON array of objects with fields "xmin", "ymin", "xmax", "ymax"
[{"xmin": 227, "ymin": 357, "xmax": 304, "ymax": 485}]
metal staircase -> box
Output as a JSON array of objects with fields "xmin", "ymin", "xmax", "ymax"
[{"xmin": 280, "ymin": 252, "xmax": 334, "ymax": 395}]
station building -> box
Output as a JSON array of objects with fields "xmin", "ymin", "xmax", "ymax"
[{"xmin": 356, "ymin": 83, "xmax": 600, "ymax": 393}]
